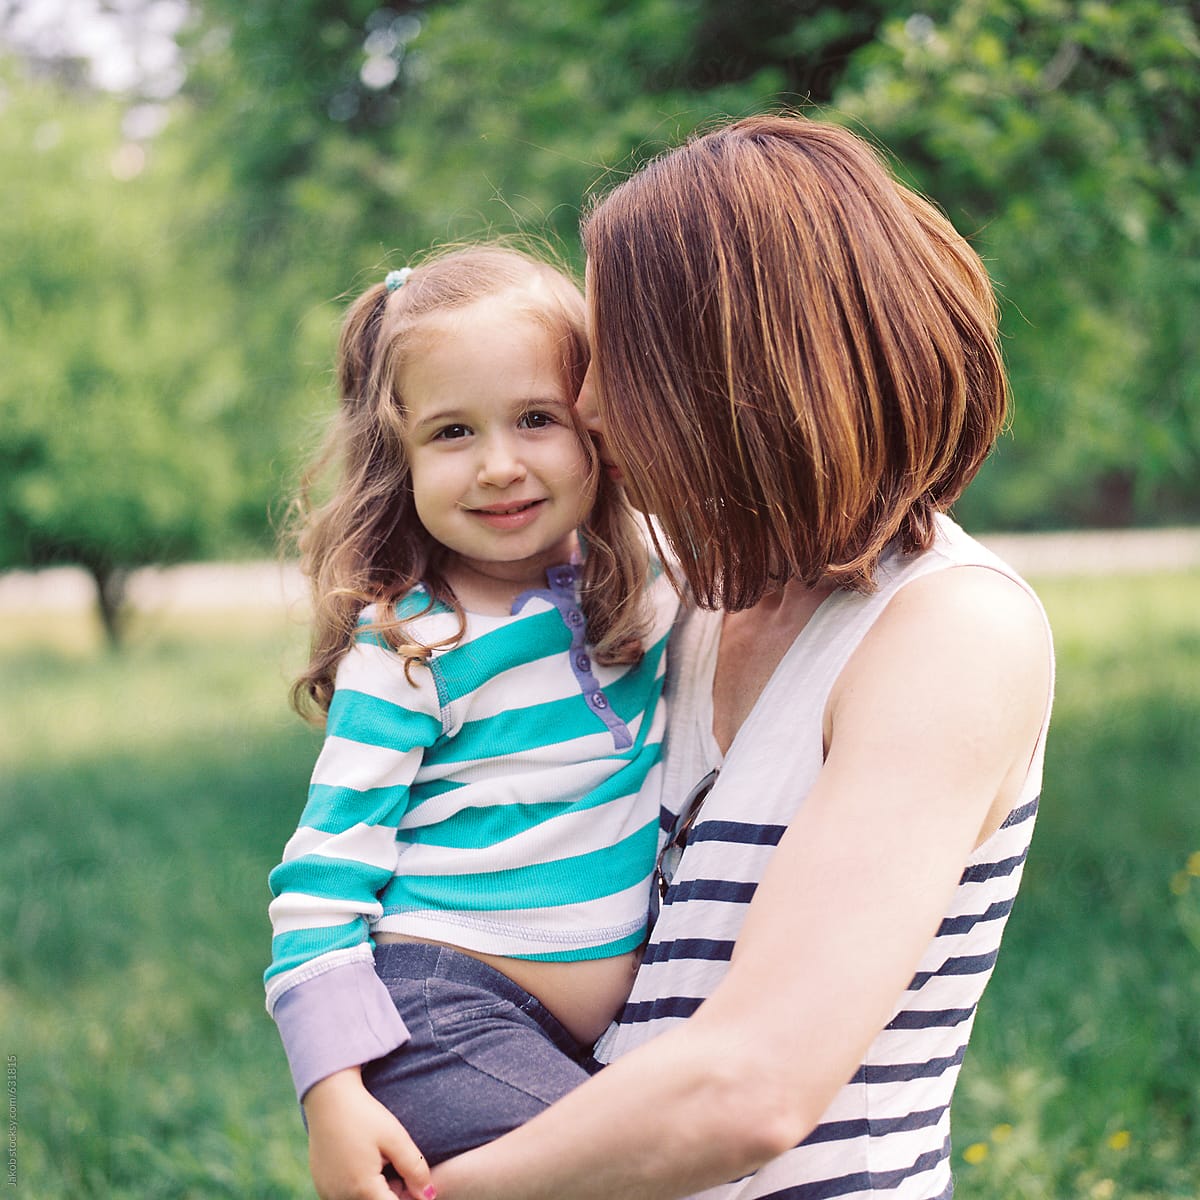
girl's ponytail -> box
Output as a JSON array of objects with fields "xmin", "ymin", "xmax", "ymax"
[
  {"xmin": 336, "ymin": 285, "xmax": 390, "ymax": 412},
  {"xmin": 287, "ymin": 279, "xmax": 432, "ymax": 718}
]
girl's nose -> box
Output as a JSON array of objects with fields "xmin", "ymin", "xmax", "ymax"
[
  {"xmin": 576, "ymin": 362, "xmax": 604, "ymax": 436},
  {"xmin": 477, "ymin": 437, "xmax": 526, "ymax": 487}
]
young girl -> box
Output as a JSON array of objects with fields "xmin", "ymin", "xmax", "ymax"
[{"xmin": 265, "ymin": 246, "xmax": 676, "ymax": 1200}]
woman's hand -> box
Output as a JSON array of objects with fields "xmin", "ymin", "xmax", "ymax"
[{"xmin": 304, "ymin": 1067, "xmax": 435, "ymax": 1200}]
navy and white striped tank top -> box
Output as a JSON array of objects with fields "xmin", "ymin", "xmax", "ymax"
[{"xmin": 594, "ymin": 515, "xmax": 1054, "ymax": 1199}]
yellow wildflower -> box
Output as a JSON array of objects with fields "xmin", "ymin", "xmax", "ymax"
[
  {"xmin": 1187, "ymin": 851, "xmax": 1200, "ymax": 877},
  {"xmin": 963, "ymin": 1142, "xmax": 989, "ymax": 1165},
  {"xmin": 1106, "ymin": 1129, "xmax": 1131, "ymax": 1151},
  {"xmin": 990, "ymin": 1123, "xmax": 1013, "ymax": 1144}
]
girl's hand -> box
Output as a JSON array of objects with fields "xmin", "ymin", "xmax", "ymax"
[{"xmin": 304, "ymin": 1067, "xmax": 435, "ymax": 1200}]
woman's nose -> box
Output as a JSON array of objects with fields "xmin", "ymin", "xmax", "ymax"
[{"xmin": 576, "ymin": 362, "xmax": 604, "ymax": 435}]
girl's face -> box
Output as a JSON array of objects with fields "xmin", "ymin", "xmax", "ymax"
[{"xmin": 399, "ymin": 295, "xmax": 594, "ymax": 595}]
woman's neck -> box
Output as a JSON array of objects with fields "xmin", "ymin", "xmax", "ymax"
[{"xmin": 711, "ymin": 579, "xmax": 836, "ymax": 755}]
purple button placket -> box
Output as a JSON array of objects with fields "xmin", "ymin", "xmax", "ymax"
[{"xmin": 513, "ymin": 564, "xmax": 634, "ymax": 750}]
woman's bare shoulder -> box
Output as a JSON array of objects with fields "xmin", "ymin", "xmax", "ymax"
[
  {"xmin": 832, "ymin": 562, "xmax": 1052, "ymax": 750},
  {"xmin": 886, "ymin": 560, "xmax": 1047, "ymax": 634}
]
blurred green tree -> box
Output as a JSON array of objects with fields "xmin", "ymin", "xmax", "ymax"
[
  {"xmin": 181, "ymin": 0, "xmax": 901, "ymax": 263},
  {"xmin": 834, "ymin": 0, "xmax": 1200, "ymax": 528},
  {"xmin": 0, "ymin": 69, "xmax": 245, "ymax": 641}
]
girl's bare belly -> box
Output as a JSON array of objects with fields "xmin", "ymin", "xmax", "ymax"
[{"xmin": 374, "ymin": 932, "xmax": 641, "ymax": 1046}]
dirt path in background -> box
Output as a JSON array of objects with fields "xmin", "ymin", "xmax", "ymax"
[{"xmin": 2, "ymin": 528, "xmax": 1199, "ymax": 613}]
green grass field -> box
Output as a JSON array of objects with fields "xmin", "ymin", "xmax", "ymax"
[{"xmin": 3, "ymin": 572, "xmax": 1198, "ymax": 1198}]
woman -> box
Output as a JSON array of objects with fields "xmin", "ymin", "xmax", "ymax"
[{"xmin": 426, "ymin": 113, "xmax": 1054, "ymax": 1200}]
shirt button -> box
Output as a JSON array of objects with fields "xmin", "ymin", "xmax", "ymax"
[
  {"xmin": 589, "ymin": 692, "xmax": 609, "ymax": 710},
  {"xmin": 566, "ymin": 608, "xmax": 584, "ymax": 627},
  {"xmin": 575, "ymin": 652, "xmax": 591, "ymax": 672}
]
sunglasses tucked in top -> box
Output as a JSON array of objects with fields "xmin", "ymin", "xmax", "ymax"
[{"xmin": 649, "ymin": 768, "xmax": 720, "ymax": 929}]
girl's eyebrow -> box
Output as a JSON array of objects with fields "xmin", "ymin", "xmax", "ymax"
[
  {"xmin": 518, "ymin": 394, "xmax": 573, "ymax": 412},
  {"xmin": 410, "ymin": 406, "xmax": 470, "ymax": 432}
]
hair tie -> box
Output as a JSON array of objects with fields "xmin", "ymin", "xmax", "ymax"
[{"xmin": 385, "ymin": 267, "xmax": 413, "ymax": 292}]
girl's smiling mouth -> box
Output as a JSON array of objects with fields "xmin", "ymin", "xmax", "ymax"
[{"xmin": 468, "ymin": 498, "xmax": 547, "ymax": 528}]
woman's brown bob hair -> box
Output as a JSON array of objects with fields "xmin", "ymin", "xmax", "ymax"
[{"xmin": 582, "ymin": 113, "xmax": 1007, "ymax": 609}]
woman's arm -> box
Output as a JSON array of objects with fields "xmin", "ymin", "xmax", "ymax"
[{"xmin": 431, "ymin": 566, "xmax": 1051, "ymax": 1200}]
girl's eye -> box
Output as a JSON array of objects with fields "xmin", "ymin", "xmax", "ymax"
[
  {"xmin": 434, "ymin": 424, "xmax": 471, "ymax": 441},
  {"xmin": 519, "ymin": 410, "xmax": 555, "ymax": 430}
]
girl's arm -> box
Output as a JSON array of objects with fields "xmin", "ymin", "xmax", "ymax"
[
  {"xmin": 268, "ymin": 632, "xmax": 444, "ymax": 1197},
  {"xmin": 266, "ymin": 640, "xmax": 441, "ymax": 1097},
  {"xmin": 430, "ymin": 566, "xmax": 1052, "ymax": 1200}
]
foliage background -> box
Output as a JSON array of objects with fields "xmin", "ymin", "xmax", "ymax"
[
  {"xmin": 2, "ymin": 4, "xmax": 1199, "ymax": 1197},
  {"xmin": 2, "ymin": 0, "xmax": 1200, "ymax": 634}
]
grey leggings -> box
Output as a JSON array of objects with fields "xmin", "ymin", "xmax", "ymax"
[{"xmin": 362, "ymin": 941, "xmax": 597, "ymax": 1165}]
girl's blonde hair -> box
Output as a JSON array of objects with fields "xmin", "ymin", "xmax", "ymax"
[
  {"xmin": 582, "ymin": 113, "xmax": 1007, "ymax": 610},
  {"xmin": 288, "ymin": 244, "xmax": 649, "ymax": 718}
]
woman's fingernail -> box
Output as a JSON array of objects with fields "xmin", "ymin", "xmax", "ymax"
[{"xmin": 422, "ymin": 1187, "xmax": 438, "ymax": 1200}]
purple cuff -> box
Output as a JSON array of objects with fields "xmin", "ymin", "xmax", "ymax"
[{"xmin": 272, "ymin": 958, "xmax": 411, "ymax": 1100}]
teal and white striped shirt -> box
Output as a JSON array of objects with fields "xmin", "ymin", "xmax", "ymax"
[{"xmin": 266, "ymin": 564, "xmax": 677, "ymax": 1097}]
